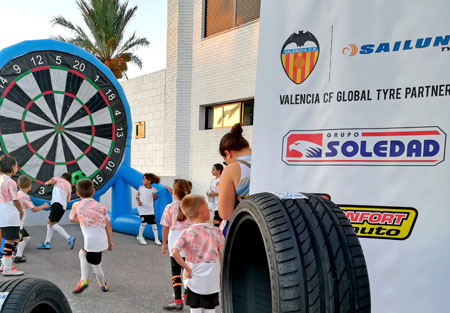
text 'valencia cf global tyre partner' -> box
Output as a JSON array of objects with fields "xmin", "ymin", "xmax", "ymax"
[
  {"xmin": 0, "ymin": 278, "xmax": 72, "ymax": 313},
  {"xmin": 221, "ymin": 192, "xmax": 370, "ymax": 313}
]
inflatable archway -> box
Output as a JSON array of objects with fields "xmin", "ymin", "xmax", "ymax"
[{"xmin": 0, "ymin": 40, "xmax": 171, "ymax": 240}]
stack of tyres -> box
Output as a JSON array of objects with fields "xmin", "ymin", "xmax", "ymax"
[
  {"xmin": 0, "ymin": 278, "xmax": 72, "ymax": 313},
  {"xmin": 222, "ymin": 192, "xmax": 370, "ymax": 313}
]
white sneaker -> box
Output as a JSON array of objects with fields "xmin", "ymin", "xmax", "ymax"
[
  {"xmin": 137, "ymin": 236, "xmax": 147, "ymax": 245},
  {"xmin": 3, "ymin": 268, "xmax": 24, "ymax": 276},
  {"xmin": 154, "ymin": 239, "xmax": 162, "ymax": 246}
]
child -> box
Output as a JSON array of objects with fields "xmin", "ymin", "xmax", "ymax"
[
  {"xmin": 38, "ymin": 173, "xmax": 75, "ymax": 250},
  {"xmin": 15, "ymin": 175, "xmax": 49, "ymax": 263},
  {"xmin": 69, "ymin": 179, "xmax": 114, "ymax": 293},
  {"xmin": 136, "ymin": 173, "xmax": 161, "ymax": 245},
  {"xmin": 173, "ymin": 195, "xmax": 224, "ymax": 313},
  {"xmin": 0, "ymin": 155, "xmax": 24, "ymax": 276},
  {"xmin": 160, "ymin": 179, "xmax": 193, "ymax": 310},
  {"xmin": 206, "ymin": 164, "xmax": 223, "ymax": 227}
]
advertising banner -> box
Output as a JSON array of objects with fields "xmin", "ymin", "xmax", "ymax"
[{"xmin": 252, "ymin": 0, "xmax": 450, "ymax": 311}]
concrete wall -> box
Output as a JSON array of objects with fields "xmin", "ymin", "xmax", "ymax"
[
  {"xmin": 121, "ymin": 70, "xmax": 166, "ymax": 174},
  {"xmin": 163, "ymin": 0, "xmax": 194, "ymax": 178},
  {"xmin": 120, "ymin": 0, "xmax": 259, "ymax": 196},
  {"xmin": 188, "ymin": 0, "xmax": 259, "ymax": 194}
]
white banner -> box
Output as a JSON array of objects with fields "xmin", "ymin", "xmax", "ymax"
[{"xmin": 252, "ymin": 0, "xmax": 450, "ymax": 312}]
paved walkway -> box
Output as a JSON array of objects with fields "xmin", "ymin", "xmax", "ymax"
[{"xmin": 0, "ymin": 225, "xmax": 223, "ymax": 313}]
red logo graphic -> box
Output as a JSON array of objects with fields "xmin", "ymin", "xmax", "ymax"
[{"xmin": 286, "ymin": 133, "xmax": 323, "ymax": 158}]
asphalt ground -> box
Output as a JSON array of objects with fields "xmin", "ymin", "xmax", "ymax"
[{"xmin": 0, "ymin": 224, "xmax": 223, "ymax": 313}]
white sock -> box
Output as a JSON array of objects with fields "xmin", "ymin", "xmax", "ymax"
[
  {"xmin": 45, "ymin": 224, "xmax": 53, "ymax": 243},
  {"xmin": 92, "ymin": 263, "xmax": 105, "ymax": 286},
  {"xmin": 79, "ymin": 250, "xmax": 89, "ymax": 281},
  {"xmin": 190, "ymin": 309, "xmax": 203, "ymax": 313},
  {"xmin": 16, "ymin": 237, "xmax": 30, "ymax": 257},
  {"xmin": 2, "ymin": 256, "xmax": 12, "ymax": 272},
  {"xmin": 52, "ymin": 224, "xmax": 70, "ymax": 240},
  {"xmin": 138, "ymin": 223, "xmax": 147, "ymax": 238},
  {"xmin": 152, "ymin": 224, "xmax": 161, "ymax": 244},
  {"xmin": 204, "ymin": 309, "xmax": 216, "ymax": 313}
]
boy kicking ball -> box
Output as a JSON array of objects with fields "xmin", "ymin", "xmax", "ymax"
[
  {"xmin": 38, "ymin": 173, "xmax": 75, "ymax": 250},
  {"xmin": 70, "ymin": 179, "xmax": 114, "ymax": 293}
]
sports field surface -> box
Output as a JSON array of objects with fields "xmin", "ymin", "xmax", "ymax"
[{"xmin": 0, "ymin": 225, "xmax": 223, "ymax": 313}]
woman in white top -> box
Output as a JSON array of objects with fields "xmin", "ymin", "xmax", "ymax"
[{"xmin": 217, "ymin": 123, "xmax": 252, "ymax": 236}]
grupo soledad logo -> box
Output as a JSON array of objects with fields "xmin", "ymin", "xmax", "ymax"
[
  {"xmin": 340, "ymin": 205, "xmax": 418, "ymax": 240},
  {"xmin": 342, "ymin": 34, "xmax": 450, "ymax": 56},
  {"xmin": 281, "ymin": 30, "xmax": 320, "ymax": 84},
  {"xmin": 282, "ymin": 126, "xmax": 446, "ymax": 166}
]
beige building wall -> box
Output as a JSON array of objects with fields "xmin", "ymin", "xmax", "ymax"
[
  {"xmin": 121, "ymin": 0, "xmax": 259, "ymax": 196},
  {"xmin": 121, "ymin": 70, "xmax": 166, "ymax": 174},
  {"xmin": 188, "ymin": 0, "xmax": 259, "ymax": 194}
]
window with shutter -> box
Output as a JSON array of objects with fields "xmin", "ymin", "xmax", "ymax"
[
  {"xmin": 204, "ymin": 0, "xmax": 260, "ymax": 37},
  {"xmin": 205, "ymin": 0, "xmax": 234, "ymax": 37},
  {"xmin": 236, "ymin": 0, "xmax": 261, "ymax": 26}
]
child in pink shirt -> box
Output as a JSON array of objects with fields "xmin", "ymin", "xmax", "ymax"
[
  {"xmin": 38, "ymin": 173, "xmax": 75, "ymax": 250},
  {"xmin": 15, "ymin": 175, "xmax": 49, "ymax": 263},
  {"xmin": 0, "ymin": 155, "xmax": 24, "ymax": 276},
  {"xmin": 173, "ymin": 195, "xmax": 224, "ymax": 313},
  {"xmin": 160, "ymin": 179, "xmax": 193, "ymax": 310},
  {"xmin": 69, "ymin": 179, "xmax": 114, "ymax": 294}
]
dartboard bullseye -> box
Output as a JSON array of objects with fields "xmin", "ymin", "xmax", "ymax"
[{"xmin": 0, "ymin": 50, "xmax": 127, "ymax": 201}]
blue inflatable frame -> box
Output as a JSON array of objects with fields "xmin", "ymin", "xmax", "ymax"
[{"xmin": 0, "ymin": 40, "xmax": 171, "ymax": 245}]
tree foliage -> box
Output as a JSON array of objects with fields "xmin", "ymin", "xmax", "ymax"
[{"xmin": 51, "ymin": 0, "xmax": 150, "ymax": 79}]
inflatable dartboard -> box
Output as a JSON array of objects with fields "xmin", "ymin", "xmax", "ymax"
[
  {"xmin": 0, "ymin": 39, "xmax": 171, "ymax": 240},
  {"xmin": 0, "ymin": 40, "xmax": 129, "ymax": 202}
]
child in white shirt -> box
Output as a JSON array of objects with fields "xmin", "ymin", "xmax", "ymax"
[
  {"xmin": 136, "ymin": 173, "xmax": 161, "ymax": 245},
  {"xmin": 15, "ymin": 175, "xmax": 49, "ymax": 263},
  {"xmin": 38, "ymin": 173, "xmax": 76, "ymax": 250},
  {"xmin": 206, "ymin": 164, "xmax": 223, "ymax": 227}
]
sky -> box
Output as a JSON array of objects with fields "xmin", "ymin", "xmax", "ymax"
[{"xmin": 0, "ymin": 0, "xmax": 167, "ymax": 79}]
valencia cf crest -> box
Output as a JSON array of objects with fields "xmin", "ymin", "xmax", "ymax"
[{"xmin": 281, "ymin": 31, "xmax": 320, "ymax": 85}]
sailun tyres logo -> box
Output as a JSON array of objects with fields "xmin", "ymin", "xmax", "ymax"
[
  {"xmin": 342, "ymin": 35, "xmax": 450, "ymax": 56},
  {"xmin": 282, "ymin": 127, "xmax": 446, "ymax": 166}
]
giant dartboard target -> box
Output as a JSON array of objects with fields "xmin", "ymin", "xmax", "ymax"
[{"xmin": 0, "ymin": 41, "xmax": 128, "ymax": 201}]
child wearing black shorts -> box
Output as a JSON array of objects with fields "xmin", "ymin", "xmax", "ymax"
[
  {"xmin": 69, "ymin": 179, "xmax": 114, "ymax": 293},
  {"xmin": 0, "ymin": 155, "xmax": 24, "ymax": 276},
  {"xmin": 136, "ymin": 173, "xmax": 161, "ymax": 245},
  {"xmin": 38, "ymin": 173, "xmax": 75, "ymax": 250},
  {"xmin": 172, "ymin": 194, "xmax": 225, "ymax": 313}
]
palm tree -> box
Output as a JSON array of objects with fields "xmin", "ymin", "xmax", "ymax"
[{"xmin": 51, "ymin": 0, "xmax": 150, "ymax": 79}]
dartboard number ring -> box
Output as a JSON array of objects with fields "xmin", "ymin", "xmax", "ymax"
[{"xmin": 0, "ymin": 50, "xmax": 127, "ymax": 200}]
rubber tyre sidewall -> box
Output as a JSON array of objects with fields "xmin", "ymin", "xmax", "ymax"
[
  {"xmin": 0, "ymin": 278, "xmax": 72, "ymax": 313},
  {"xmin": 222, "ymin": 199, "xmax": 279, "ymax": 313}
]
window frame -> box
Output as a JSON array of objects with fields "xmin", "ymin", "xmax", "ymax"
[
  {"xmin": 204, "ymin": 98, "xmax": 254, "ymax": 130},
  {"xmin": 202, "ymin": 0, "xmax": 261, "ymax": 39}
]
